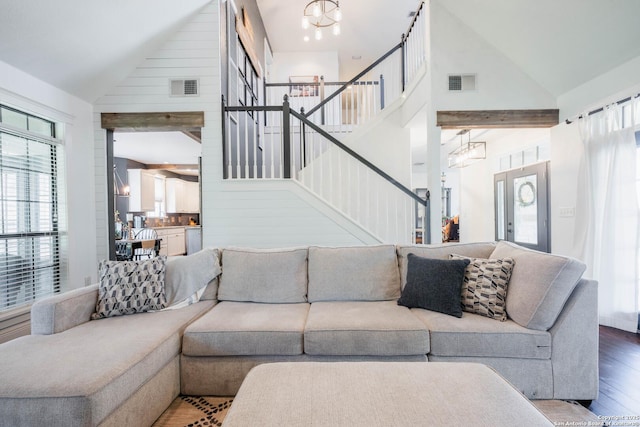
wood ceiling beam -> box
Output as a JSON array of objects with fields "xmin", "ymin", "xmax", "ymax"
[
  {"xmin": 436, "ymin": 109, "xmax": 559, "ymax": 129},
  {"xmin": 101, "ymin": 112, "xmax": 204, "ymax": 131},
  {"xmin": 145, "ymin": 164, "xmax": 199, "ymax": 171},
  {"xmin": 182, "ymin": 130, "xmax": 202, "ymax": 143}
]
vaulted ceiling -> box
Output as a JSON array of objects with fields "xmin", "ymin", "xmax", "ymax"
[
  {"xmin": 1, "ymin": 0, "xmax": 639, "ymax": 102},
  {"xmin": 0, "ymin": 0, "xmax": 210, "ymax": 102}
]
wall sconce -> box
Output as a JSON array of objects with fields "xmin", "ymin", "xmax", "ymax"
[{"xmin": 448, "ymin": 130, "xmax": 486, "ymax": 168}]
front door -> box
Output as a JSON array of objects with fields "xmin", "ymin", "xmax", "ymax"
[{"xmin": 494, "ymin": 162, "xmax": 550, "ymax": 252}]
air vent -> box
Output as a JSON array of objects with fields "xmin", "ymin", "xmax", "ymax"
[
  {"xmin": 448, "ymin": 74, "xmax": 476, "ymax": 92},
  {"xmin": 170, "ymin": 79, "xmax": 199, "ymax": 97}
]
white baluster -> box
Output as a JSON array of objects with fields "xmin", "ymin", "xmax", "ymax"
[
  {"xmin": 226, "ymin": 114, "xmax": 232, "ymax": 179},
  {"xmin": 235, "ymin": 114, "xmax": 241, "ymax": 179}
]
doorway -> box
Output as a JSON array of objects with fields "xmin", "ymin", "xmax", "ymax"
[
  {"xmin": 101, "ymin": 111, "xmax": 204, "ymax": 260},
  {"xmin": 494, "ymin": 162, "xmax": 550, "ymax": 252}
]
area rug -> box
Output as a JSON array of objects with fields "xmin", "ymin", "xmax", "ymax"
[
  {"xmin": 532, "ymin": 400, "xmax": 603, "ymax": 426},
  {"xmin": 153, "ymin": 396, "xmax": 233, "ymax": 427},
  {"xmin": 153, "ymin": 396, "xmax": 602, "ymax": 426}
]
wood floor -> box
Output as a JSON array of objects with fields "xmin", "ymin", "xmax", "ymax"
[{"xmin": 588, "ymin": 326, "xmax": 640, "ymax": 416}]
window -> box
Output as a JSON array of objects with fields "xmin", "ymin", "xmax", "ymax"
[
  {"xmin": 0, "ymin": 105, "xmax": 65, "ymax": 312},
  {"xmin": 146, "ymin": 175, "xmax": 166, "ymax": 218}
]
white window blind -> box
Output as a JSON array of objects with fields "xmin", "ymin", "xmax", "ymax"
[{"xmin": 0, "ymin": 105, "xmax": 65, "ymax": 312}]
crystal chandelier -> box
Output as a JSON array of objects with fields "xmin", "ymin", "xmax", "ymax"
[{"xmin": 302, "ymin": 0, "xmax": 342, "ymax": 41}]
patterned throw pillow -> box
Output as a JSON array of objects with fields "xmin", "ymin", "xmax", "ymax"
[
  {"xmin": 92, "ymin": 257, "xmax": 167, "ymax": 319},
  {"xmin": 450, "ymin": 254, "xmax": 515, "ymax": 321}
]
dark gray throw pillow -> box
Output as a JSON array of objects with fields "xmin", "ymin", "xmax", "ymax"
[{"xmin": 397, "ymin": 253, "xmax": 470, "ymax": 317}]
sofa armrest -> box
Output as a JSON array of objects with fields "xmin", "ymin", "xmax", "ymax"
[
  {"xmin": 549, "ymin": 278, "xmax": 599, "ymax": 400},
  {"xmin": 30, "ymin": 284, "xmax": 98, "ymax": 335}
]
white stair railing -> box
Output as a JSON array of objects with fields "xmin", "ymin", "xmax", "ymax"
[{"xmin": 290, "ymin": 110, "xmax": 428, "ymax": 244}]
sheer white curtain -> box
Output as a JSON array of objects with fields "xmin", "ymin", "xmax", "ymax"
[{"xmin": 577, "ymin": 97, "xmax": 640, "ymax": 332}]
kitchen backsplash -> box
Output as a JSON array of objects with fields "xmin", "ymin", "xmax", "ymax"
[{"xmin": 144, "ymin": 213, "xmax": 200, "ymax": 227}]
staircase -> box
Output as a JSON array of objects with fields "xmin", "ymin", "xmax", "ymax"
[{"xmin": 222, "ymin": 2, "xmax": 429, "ymax": 245}]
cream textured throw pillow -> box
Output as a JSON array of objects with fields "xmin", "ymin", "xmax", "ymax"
[
  {"xmin": 92, "ymin": 257, "xmax": 167, "ymax": 319},
  {"xmin": 451, "ymin": 254, "xmax": 514, "ymax": 321}
]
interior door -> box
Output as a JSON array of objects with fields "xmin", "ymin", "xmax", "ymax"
[{"xmin": 494, "ymin": 162, "xmax": 550, "ymax": 252}]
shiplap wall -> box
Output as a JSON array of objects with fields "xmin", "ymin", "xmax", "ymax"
[
  {"xmin": 209, "ymin": 181, "xmax": 378, "ymax": 247},
  {"xmin": 92, "ymin": 0, "xmax": 379, "ymax": 254},
  {"xmin": 93, "ymin": 3, "xmax": 220, "ymax": 260}
]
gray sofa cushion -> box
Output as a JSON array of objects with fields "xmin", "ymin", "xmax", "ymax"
[
  {"xmin": 183, "ymin": 301, "xmax": 310, "ymax": 356},
  {"xmin": 304, "ymin": 301, "xmax": 429, "ymax": 356},
  {"xmin": 307, "ymin": 245, "xmax": 401, "ymax": 302},
  {"xmin": 397, "ymin": 243, "xmax": 496, "ymax": 289},
  {"xmin": 412, "ymin": 308, "xmax": 551, "ymax": 359},
  {"xmin": 165, "ymin": 248, "xmax": 221, "ymax": 306},
  {"xmin": 0, "ymin": 300, "xmax": 215, "ymax": 426},
  {"xmin": 490, "ymin": 241, "xmax": 586, "ymax": 331},
  {"xmin": 218, "ymin": 247, "xmax": 308, "ymax": 303}
]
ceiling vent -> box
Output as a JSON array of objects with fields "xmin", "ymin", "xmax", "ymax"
[
  {"xmin": 170, "ymin": 79, "xmax": 199, "ymax": 97},
  {"xmin": 448, "ymin": 74, "xmax": 476, "ymax": 92}
]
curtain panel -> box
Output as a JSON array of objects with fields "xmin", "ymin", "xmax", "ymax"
[{"xmin": 577, "ymin": 97, "xmax": 640, "ymax": 332}]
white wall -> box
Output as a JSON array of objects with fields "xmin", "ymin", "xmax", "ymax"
[
  {"xmin": 429, "ymin": 2, "xmax": 556, "ymax": 112},
  {"xmin": 206, "ymin": 181, "xmax": 378, "ymax": 247},
  {"xmin": 549, "ymin": 123, "xmax": 583, "ymax": 259},
  {"xmin": 270, "ymin": 51, "xmax": 339, "ymax": 83},
  {"xmin": 0, "ymin": 60, "xmax": 97, "ymax": 291},
  {"xmin": 558, "ymin": 55, "xmax": 640, "ymax": 120}
]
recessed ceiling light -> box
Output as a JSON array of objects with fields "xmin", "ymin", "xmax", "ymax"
[{"xmin": 303, "ymin": 35, "xmax": 310, "ymax": 42}]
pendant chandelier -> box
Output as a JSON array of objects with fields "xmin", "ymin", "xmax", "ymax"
[
  {"xmin": 302, "ymin": 0, "xmax": 342, "ymax": 41},
  {"xmin": 448, "ymin": 130, "xmax": 486, "ymax": 168}
]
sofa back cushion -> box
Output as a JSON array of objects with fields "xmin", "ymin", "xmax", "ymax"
[
  {"xmin": 397, "ymin": 243, "xmax": 496, "ymax": 289},
  {"xmin": 218, "ymin": 247, "xmax": 308, "ymax": 303},
  {"xmin": 307, "ymin": 245, "xmax": 400, "ymax": 302},
  {"xmin": 490, "ymin": 241, "xmax": 586, "ymax": 331}
]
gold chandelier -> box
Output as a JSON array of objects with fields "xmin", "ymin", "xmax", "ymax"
[{"xmin": 302, "ymin": 0, "xmax": 342, "ymax": 41}]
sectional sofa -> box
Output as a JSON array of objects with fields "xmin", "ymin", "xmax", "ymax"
[{"xmin": 0, "ymin": 241, "xmax": 598, "ymax": 426}]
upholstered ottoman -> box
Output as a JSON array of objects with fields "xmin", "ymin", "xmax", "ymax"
[{"xmin": 222, "ymin": 362, "xmax": 553, "ymax": 426}]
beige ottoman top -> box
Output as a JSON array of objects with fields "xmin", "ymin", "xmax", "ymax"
[{"xmin": 223, "ymin": 362, "xmax": 553, "ymax": 427}]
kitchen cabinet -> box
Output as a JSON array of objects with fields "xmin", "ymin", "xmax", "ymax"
[
  {"xmin": 128, "ymin": 169, "xmax": 155, "ymax": 212},
  {"xmin": 154, "ymin": 227, "xmax": 186, "ymax": 256},
  {"xmin": 166, "ymin": 178, "xmax": 199, "ymax": 214},
  {"xmin": 167, "ymin": 231, "xmax": 186, "ymax": 256},
  {"xmin": 186, "ymin": 181, "xmax": 200, "ymax": 213}
]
